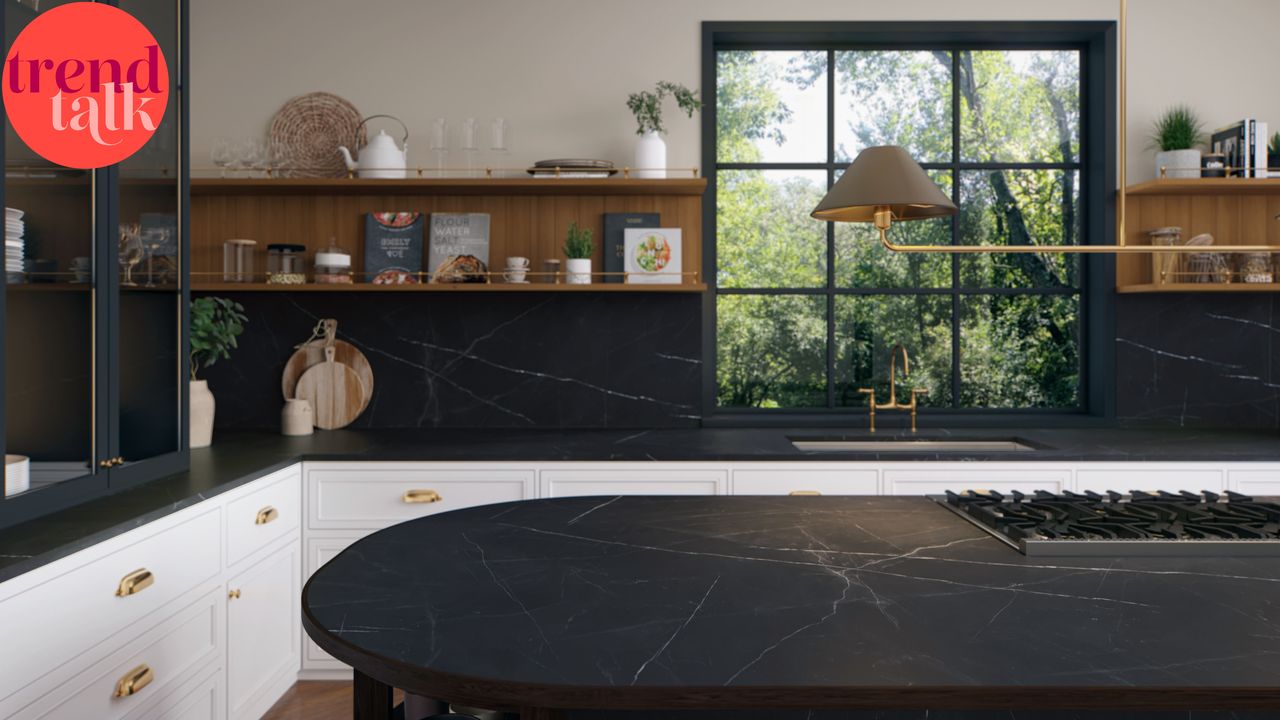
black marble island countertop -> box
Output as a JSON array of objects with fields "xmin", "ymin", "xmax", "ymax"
[
  {"xmin": 303, "ymin": 495, "xmax": 1280, "ymax": 713},
  {"xmin": 0, "ymin": 425, "xmax": 1277, "ymax": 584}
]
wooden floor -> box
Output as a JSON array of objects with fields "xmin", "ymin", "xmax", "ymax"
[{"xmin": 261, "ymin": 681, "xmax": 404, "ymax": 720}]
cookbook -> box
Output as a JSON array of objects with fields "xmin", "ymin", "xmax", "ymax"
[
  {"xmin": 623, "ymin": 227, "xmax": 682, "ymax": 284},
  {"xmin": 363, "ymin": 211, "xmax": 424, "ymax": 284},
  {"xmin": 603, "ymin": 212, "xmax": 659, "ymax": 283},
  {"xmin": 428, "ymin": 212, "xmax": 491, "ymax": 283}
]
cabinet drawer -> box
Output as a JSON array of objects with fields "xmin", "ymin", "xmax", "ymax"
[
  {"xmin": 226, "ymin": 467, "xmax": 301, "ymax": 567},
  {"xmin": 308, "ymin": 466, "xmax": 533, "ymax": 530},
  {"xmin": 25, "ymin": 587, "xmax": 220, "ymax": 720},
  {"xmin": 733, "ymin": 468, "xmax": 878, "ymax": 495},
  {"xmin": 541, "ymin": 468, "xmax": 726, "ymax": 498},
  {"xmin": 126, "ymin": 666, "xmax": 221, "ymax": 720},
  {"xmin": 882, "ymin": 468, "xmax": 1068, "ymax": 496},
  {"xmin": 1230, "ymin": 469, "xmax": 1280, "ymax": 497},
  {"xmin": 1076, "ymin": 468, "xmax": 1224, "ymax": 494},
  {"xmin": 0, "ymin": 508, "xmax": 221, "ymax": 704}
]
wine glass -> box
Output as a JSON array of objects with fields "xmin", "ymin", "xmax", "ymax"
[
  {"xmin": 141, "ymin": 227, "xmax": 170, "ymax": 287},
  {"xmin": 236, "ymin": 138, "xmax": 264, "ymax": 178},
  {"xmin": 266, "ymin": 140, "xmax": 291, "ymax": 178},
  {"xmin": 118, "ymin": 224, "xmax": 143, "ymax": 287},
  {"xmin": 430, "ymin": 118, "xmax": 448, "ymax": 177},
  {"xmin": 210, "ymin": 137, "xmax": 232, "ymax": 177},
  {"xmin": 489, "ymin": 118, "xmax": 509, "ymax": 178},
  {"xmin": 461, "ymin": 118, "xmax": 479, "ymax": 177}
]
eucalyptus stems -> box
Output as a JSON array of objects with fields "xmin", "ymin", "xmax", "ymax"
[{"xmin": 627, "ymin": 81, "xmax": 702, "ymax": 135}]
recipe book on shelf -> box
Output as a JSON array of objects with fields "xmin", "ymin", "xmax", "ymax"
[
  {"xmin": 428, "ymin": 213, "xmax": 490, "ymax": 283},
  {"xmin": 624, "ymin": 228, "xmax": 682, "ymax": 284},
  {"xmin": 603, "ymin": 212, "xmax": 659, "ymax": 283},
  {"xmin": 364, "ymin": 212, "xmax": 424, "ymax": 284}
]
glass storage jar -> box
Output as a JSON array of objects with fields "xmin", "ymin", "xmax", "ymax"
[
  {"xmin": 266, "ymin": 243, "xmax": 306, "ymax": 284},
  {"xmin": 314, "ymin": 240, "xmax": 352, "ymax": 284},
  {"xmin": 1239, "ymin": 252, "xmax": 1274, "ymax": 284},
  {"xmin": 222, "ymin": 238, "xmax": 257, "ymax": 282}
]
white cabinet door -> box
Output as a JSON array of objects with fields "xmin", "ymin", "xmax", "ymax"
[
  {"xmin": 301, "ymin": 535, "xmax": 367, "ymax": 674},
  {"xmin": 1230, "ymin": 469, "xmax": 1280, "ymax": 497},
  {"xmin": 1076, "ymin": 466, "xmax": 1224, "ymax": 494},
  {"xmin": 882, "ymin": 466, "xmax": 1068, "ymax": 495},
  {"xmin": 540, "ymin": 467, "xmax": 727, "ymax": 498},
  {"xmin": 226, "ymin": 542, "xmax": 300, "ymax": 720},
  {"xmin": 732, "ymin": 468, "xmax": 878, "ymax": 495}
]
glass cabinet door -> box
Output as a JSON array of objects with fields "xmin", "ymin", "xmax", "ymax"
[
  {"xmin": 3, "ymin": 0, "xmax": 102, "ymax": 499},
  {"xmin": 114, "ymin": 0, "xmax": 184, "ymax": 478}
]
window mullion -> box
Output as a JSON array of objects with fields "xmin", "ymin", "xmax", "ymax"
[
  {"xmin": 825, "ymin": 49, "xmax": 837, "ymax": 409},
  {"xmin": 950, "ymin": 50, "xmax": 962, "ymax": 409}
]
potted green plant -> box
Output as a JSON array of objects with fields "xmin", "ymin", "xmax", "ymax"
[
  {"xmin": 1150, "ymin": 105, "xmax": 1204, "ymax": 179},
  {"xmin": 189, "ymin": 297, "xmax": 247, "ymax": 448},
  {"xmin": 627, "ymin": 81, "xmax": 702, "ymax": 179},
  {"xmin": 563, "ymin": 221, "xmax": 595, "ymax": 284}
]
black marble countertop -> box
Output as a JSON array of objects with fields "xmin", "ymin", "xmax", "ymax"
[
  {"xmin": 303, "ymin": 495, "xmax": 1280, "ymax": 711},
  {"xmin": 0, "ymin": 425, "xmax": 1277, "ymax": 585}
]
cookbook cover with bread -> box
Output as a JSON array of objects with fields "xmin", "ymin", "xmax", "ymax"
[
  {"xmin": 428, "ymin": 212, "xmax": 490, "ymax": 283},
  {"xmin": 364, "ymin": 212, "xmax": 424, "ymax": 284}
]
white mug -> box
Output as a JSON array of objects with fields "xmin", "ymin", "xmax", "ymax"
[
  {"xmin": 505, "ymin": 256, "xmax": 529, "ymax": 269},
  {"xmin": 503, "ymin": 269, "xmax": 528, "ymax": 283}
]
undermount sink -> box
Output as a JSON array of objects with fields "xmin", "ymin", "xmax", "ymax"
[{"xmin": 790, "ymin": 437, "xmax": 1039, "ymax": 453}]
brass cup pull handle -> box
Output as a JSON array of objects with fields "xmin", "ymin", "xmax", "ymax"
[
  {"xmin": 113, "ymin": 664, "xmax": 154, "ymax": 698},
  {"xmin": 228, "ymin": 588, "xmax": 241, "ymax": 600},
  {"xmin": 255, "ymin": 506, "xmax": 279, "ymax": 525},
  {"xmin": 788, "ymin": 490, "xmax": 822, "ymax": 496},
  {"xmin": 116, "ymin": 568, "xmax": 154, "ymax": 597},
  {"xmin": 402, "ymin": 489, "xmax": 442, "ymax": 504}
]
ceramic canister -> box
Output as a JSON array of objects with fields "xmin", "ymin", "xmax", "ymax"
[{"xmin": 282, "ymin": 398, "xmax": 314, "ymax": 436}]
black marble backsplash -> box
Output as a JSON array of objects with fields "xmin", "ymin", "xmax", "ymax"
[
  {"xmin": 200, "ymin": 292, "xmax": 702, "ymax": 429},
  {"xmin": 201, "ymin": 291, "xmax": 1278, "ymax": 430},
  {"xmin": 1116, "ymin": 294, "xmax": 1279, "ymax": 428}
]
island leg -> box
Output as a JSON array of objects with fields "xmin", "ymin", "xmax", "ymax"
[{"xmin": 353, "ymin": 670, "xmax": 394, "ymax": 720}]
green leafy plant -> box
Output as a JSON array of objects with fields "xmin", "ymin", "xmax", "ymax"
[
  {"xmin": 627, "ymin": 81, "xmax": 703, "ymax": 135},
  {"xmin": 563, "ymin": 221, "xmax": 594, "ymax": 259},
  {"xmin": 189, "ymin": 297, "xmax": 247, "ymax": 381},
  {"xmin": 1149, "ymin": 105, "xmax": 1204, "ymax": 152}
]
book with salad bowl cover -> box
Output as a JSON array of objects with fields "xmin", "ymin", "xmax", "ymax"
[{"xmin": 623, "ymin": 228, "xmax": 682, "ymax": 284}]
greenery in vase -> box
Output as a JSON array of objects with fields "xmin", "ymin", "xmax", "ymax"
[
  {"xmin": 627, "ymin": 81, "xmax": 703, "ymax": 135},
  {"xmin": 1149, "ymin": 105, "xmax": 1204, "ymax": 151},
  {"xmin": 563, "ymin": 221, "xmax": 594, "ymax": 259},
  {"xmin": 190, "ymin": 297, "xmax": 247, "ymax": 381}
]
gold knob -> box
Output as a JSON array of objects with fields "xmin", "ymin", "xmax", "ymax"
[
  {"xmin": 788, "ymin": 490, "xmax": 822, "ymax": 496},
  {"xmin": 115, "ymin": 456, "xmax": 126, "ymax": 466},
  {"xmin": 99, "ymin": 459, "xmax": 114, "ymax": 469},
  {"xmin": 228, "ymin": 589, "xmax": 241, "ymax": 600},
  {"xmin": 402, "ymin": 489, "xmax": 442, "ymax": 504},
  {"xmin": 113, "ymin": 664, "xmax": 154, "ymax": 698},
  {"xmin": 254, "ymin": 506, "xmax": 279, "ymax": 525},
  {"xmin": 116, "ymin": 568, "xmax": 154, "ymax": 597}
]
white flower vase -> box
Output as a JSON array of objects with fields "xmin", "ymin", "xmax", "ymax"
[
  {"xmin": 190, "ymin": 379, "xmax": 215, "ymax": 448},
  {"xmin": 634, "ymin": 131, "xmax": 666, "ymax": 179},
  {"xmin": 1155, "ymin": 149, "xmax": 1201, "ymax": 179},
  {"xmin": 566, "ymin": 258, "xmax": 592, "ymax": 284}
]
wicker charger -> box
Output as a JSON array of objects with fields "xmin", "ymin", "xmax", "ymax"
[{"xmin": 269, "ymin": 92, "xmax": 365, "ymax": 178}]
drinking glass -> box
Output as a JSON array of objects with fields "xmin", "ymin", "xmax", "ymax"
[
  {"xmin": 461, "ymin": 118, "xmax": 479, "ymax": 177},
  {"xmin": 266, "ymin": 140, "xmax": 292, "ymax": 178},
  {"xmin": 118, "ymin": 224, "xmax": 144, "ymax": 287},
  {"xmin": 236, "ymin": 138, "xmax": 264, "ymax": 178},
  {"xmin": 210, "ymin": 137, "xmax": 233, "ymax": 177},
  {"xmin": 430, "ymin": 118, "xmax": 449, "ymax": 177},
  {"xmin": 141, "ymin": 227, "xmax": 170, "ymax": 287}
]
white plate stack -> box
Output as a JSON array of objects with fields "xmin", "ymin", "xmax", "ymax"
[{"xmin": 5, "ymin": 208, "xmax": 24, "ymax": 282}]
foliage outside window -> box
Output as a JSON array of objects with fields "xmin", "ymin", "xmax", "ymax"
[{"xmin": 712, "ymin": 46, "xmax": 1084, "ymax": 411}]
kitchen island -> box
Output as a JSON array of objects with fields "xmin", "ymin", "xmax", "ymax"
[{"xmin": 301, "ymin": 495, "xmax": 1280, "ymax": 718}]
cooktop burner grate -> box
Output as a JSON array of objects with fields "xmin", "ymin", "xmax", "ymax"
[{"xmin": 931, "ymin": 490, "xmax": 1280, "ymax": 556}]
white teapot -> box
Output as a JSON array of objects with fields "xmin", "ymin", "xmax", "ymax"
[{"xmin": 338, "ymin": 115, "xmax": 408, "ymax": 179}]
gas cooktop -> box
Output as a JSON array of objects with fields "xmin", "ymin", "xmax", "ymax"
[{"xmin": 933, "ymin": 489, "xmax": 1280, "ymax": 556}]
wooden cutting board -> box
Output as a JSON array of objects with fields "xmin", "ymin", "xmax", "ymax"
[
  {"xmin": 294, "ymin": 348, "xmax": 367, "ymax": 430},
  {"xmin": 281, "ymin": 339, "xmax": 374, "ymax": 407}
]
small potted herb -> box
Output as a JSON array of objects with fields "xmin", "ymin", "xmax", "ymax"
[
  {"xmin": 627, "ymin": 81, "xmax": 702, "ymax": 179},
  {"xmin": 189, "ymin": 297, "xmax": 247, "ymax": 447},
  {"xmin": 563, "ymin": 221, "xmax": 595, "ymax": 285},
  {"xmin": 1150, "ymin": 105, "xmax": 1204, "ymax": 179}
]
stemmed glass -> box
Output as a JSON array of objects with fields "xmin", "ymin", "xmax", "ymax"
[
  {"xmin": 236, "ymin": 138, "xmax": 264, "ymax": 178},
  {"xmin": 430, "ymin": 118, "xmax": 448, "ymax": 178},
  {"xmin": 210, "ymin": 137, "xmax": 233, "ymax": 177},
  {"xmin": 266, "ymin": 140, "xmax": 291, "ymax": 179},
  {"xmin": 489, "ymin": 118, "xmax": 509, "ymax": 177},
  {"xmin": 461, "ymin": 118, "xmax": 479, "ymax": 177},
  {"xmin": 141, "ymin": 227, "xmax": 170, "ymax": 287},
  {"xmin": 118, "ymin": 224, "xmax": 144, "ymax": 287}
]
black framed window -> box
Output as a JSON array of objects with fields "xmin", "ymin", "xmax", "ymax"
[{"xmin": 701, "ymin": 23, "xmax": 1116, "ymax": 420}]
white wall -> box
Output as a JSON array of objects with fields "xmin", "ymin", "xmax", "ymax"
[{"xmin": 190, "ymin": 0, "xmax": 1280, "ymax": 183}]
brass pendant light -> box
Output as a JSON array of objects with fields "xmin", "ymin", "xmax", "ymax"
[{"xmin": 812, "ymin": 0, "xmax": 1277, "ymax": 256}]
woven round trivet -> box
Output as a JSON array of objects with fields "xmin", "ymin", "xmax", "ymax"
[{"xmin": 268, "ymin": 92, "xmax": 366, "ymax": 178}]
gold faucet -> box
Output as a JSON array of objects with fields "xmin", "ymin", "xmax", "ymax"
[{"xmin": 857, "ymin": 343, "xmax": 928, "ymax": 433}]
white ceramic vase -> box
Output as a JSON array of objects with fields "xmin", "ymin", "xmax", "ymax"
[
  {"xmin": 190, "ymin": 379, "xmax": 215, "ymax": 448},
  {"xmin": 634, "ymin": 131, "xmax": 667, "ymax": 179},
  {"xmin": 281, "ymin": 398, "xmax": 314, "ymax": 436},
  {"xmin": 565, "ymin": 258, "xmax": 592, "ymax": 284},
  {"xmin": 1155, "ymin": 148, "xmax": 1201, "ymax": 179}
]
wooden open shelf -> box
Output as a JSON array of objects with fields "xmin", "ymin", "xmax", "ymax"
[
  {"xmin": 1116, "ymin": 180, "xmax": 1280, "ymax": 293},
  {"xmin": 192, "ymin": 282, "xmax": 706, "ymax": 293},
  {"xmin": 189, "ymin": 178, "xmax": 707, "ymax": 290}
]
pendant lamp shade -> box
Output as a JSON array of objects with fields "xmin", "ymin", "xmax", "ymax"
[{"xmin": 811, "ymin": 145, "xmax": 956, "ymax": 223}]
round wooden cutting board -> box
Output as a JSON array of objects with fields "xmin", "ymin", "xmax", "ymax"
[
  {"xmin": 294, "ymin": 348, "xmax": 367, "ymax": 430},
  {"xmin": 282, "ymin": 339, "xmax": 374, "ymax": 406}
]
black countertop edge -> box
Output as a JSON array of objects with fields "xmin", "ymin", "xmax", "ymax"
[{"xmin": 1, "ymin": 425, "xmax": 1278, "ymax": 585}]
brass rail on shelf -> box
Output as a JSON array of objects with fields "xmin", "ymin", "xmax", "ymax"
[{"xmin": 190, "ymin": 165, "xmax": 701, "ymax": 179}]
